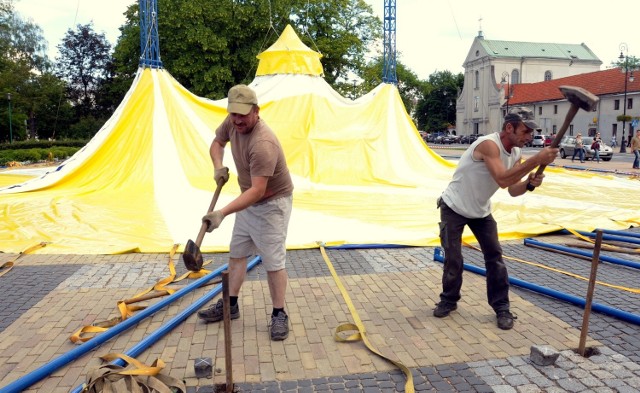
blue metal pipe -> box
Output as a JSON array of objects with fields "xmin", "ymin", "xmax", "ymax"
[
  {"xmin": 559, "ymin": 229, "xmax": 640, "ymax": 245},
  {"xmin": 0, "ymin": 257, "xmax": 259, "ymax": 393},
  {"xmin": 524, "ymin": 237, "xmax": 640, "ymax": 270},
  {"xmin": 598, "ymin": 228, "xmax": 640, "ymax": 239},
  {"xmin": 433, "ymin": 247, "xmax": 640, "ymax": 326},
  {"xmin": 68, "ymin": 255, "xmax": 262, "ymax": 393}
]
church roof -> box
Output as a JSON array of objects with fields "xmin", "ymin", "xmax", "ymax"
[{"xmin": 479, "ymin": 39, "xmax": 600, "ymax": 63}]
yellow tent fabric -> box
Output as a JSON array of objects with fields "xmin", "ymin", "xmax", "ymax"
[
  {"xmin": 256, "ymin": 24, "xmax": 323, "ymax": 76},
  {"xmin": 0, "ymin": 27, "xmax": 639, "ymax": 255}
]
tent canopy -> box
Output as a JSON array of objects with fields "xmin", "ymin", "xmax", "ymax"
[{"xmin": 0, "ymin": 26, "xmax": 638, "ymax": 254}]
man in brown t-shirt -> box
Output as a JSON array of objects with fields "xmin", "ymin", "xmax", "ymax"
[{"xmin": 198, "ymin": 84, "xmax": 294, "ymax": 341}]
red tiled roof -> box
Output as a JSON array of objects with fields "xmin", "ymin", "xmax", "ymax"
[{"xmin": 507, "ymin": 68, "xmax": 639, "ymax": 106}]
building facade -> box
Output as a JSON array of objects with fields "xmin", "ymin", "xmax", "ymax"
[{"xmin": 452, "ymin": 31, "xmax": 640, "ymax": 141}]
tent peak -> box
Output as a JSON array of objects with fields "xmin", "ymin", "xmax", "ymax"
[{"xmin": 256, "ymin": 25, "xmax": 323, "ymax": 77}]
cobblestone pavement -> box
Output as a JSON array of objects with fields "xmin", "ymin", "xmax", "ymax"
[{"xmin": 1, "ymin": 230, "xmax": 640, "ymax": 392}]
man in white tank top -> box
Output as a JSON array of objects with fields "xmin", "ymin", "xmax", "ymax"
[{"xmin": 434, "ymin": 107, "xmax": 558, "ymax": 330}]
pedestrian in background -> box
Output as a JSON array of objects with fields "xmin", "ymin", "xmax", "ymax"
[
  {"xmin": 631, "ymin": 130, "xmax": 640, "ymax": 169},
  {"xmin": 434, "ymin": 107, "xmax": 558, "ymax": 330},
  {"xmin": 198, "ymin": 84, "xmax": 294, "ymax": 341},
  {"xmin": 591, "ymin": 132, "xmax": 602, "ymax": 163},
  {"xmin": 571, "ymin": 133, "xmax": 585, "ymax": 163}
]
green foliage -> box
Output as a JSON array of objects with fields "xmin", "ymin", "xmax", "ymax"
[
  {"xmin": 112, "ymin": 0, "xmax": 381, "ymax": 98},
  {"xmin": 359, "ymin": 56, "xmax": 429, "ymax": 119},
  {"xmin": 611, "ymin": 55, "xmax": 639, "ymax": 72},
  {"xmin": 0, "ymin": 3, "xmax": 50, "ymax": 72},
  {"xmin": 0, "ymin": 145, "xmax": 80, "ymax": 166},
  {"xmin": 415, "ymin": 71, "xmax": 464, "ymax": 131},
  {"xmin": 55, "ymin": 23, "xmax": 112, "ymax": 117},
  {"xmin": 0, "ymin": 139, "xmax": 87, "ymax": 150},
  {"xmin": 64, "ymin": 116, "xmax": 107, "ymax": 139}
]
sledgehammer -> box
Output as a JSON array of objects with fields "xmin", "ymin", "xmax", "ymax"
[
  {"xmin": 527, "ymin": 85, "xmax": 599, "ymax": 191},
  {"xmin": 183, "ymin": 172, "xmax": 227, "ymax": 271}
]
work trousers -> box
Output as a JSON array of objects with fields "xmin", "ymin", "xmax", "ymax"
[{"xmin": 437, "ymin": 199, "xmax": 510, "ymax": 313}]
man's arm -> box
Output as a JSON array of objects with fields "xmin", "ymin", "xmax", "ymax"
[
  {"xmin": 210, "ymin": 139, "xmax": 226, "ymax": 169},
  {"xmin": 474, "ymin": 140, "xmax": 557, "ymax": 189},
  {"xmin": 219, "ymin": 176, "xmax": 267, "ymax": 217}
]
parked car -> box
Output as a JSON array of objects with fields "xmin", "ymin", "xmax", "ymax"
[
  {"xmin": 558, "ymin": 136, "xmax": 613, "ymax": 161},
  {"xmin": 441, "ymin": 134, "xmax": 460, "ymax": 144},
  {"xmin": 531, "ymin": 134, "xmax": 546, "ymax": 147},
  {"xmin": 466, "ymin": 133, "xmax": 484, "ymax": 144},
  {"xmin": 543, "ymin": 135, "xmax": 553, "ymax": 147}
]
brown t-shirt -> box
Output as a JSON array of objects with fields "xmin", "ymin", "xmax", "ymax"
[{"xmin": 214, "ymin": 116, "xmax": 293, "ymax": 204}]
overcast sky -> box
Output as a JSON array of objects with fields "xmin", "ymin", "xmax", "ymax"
[{"xmin": 14, "ymin": 0, "xmax": 640, "ymax": 80}]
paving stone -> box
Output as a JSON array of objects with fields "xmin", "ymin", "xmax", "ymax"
[{"xmin": 1, "ymin": 240, "xmax": 640, "ymax": 392}]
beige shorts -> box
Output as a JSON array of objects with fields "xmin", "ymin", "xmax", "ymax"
[{"xmin": 229, "ymin": 195, "xmax": 293, "ymax": 271}]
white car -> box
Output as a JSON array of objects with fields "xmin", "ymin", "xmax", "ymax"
[{"xmin": 531, "ymin": 134, "xmax": 546, "ymax": 147}]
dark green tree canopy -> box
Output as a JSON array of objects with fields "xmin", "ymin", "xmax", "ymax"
[
  {"xmin": 414, "ymin": 70, "xmax": 464, "ymax": 132},
  {"xmin": 113, "ymin": 0, "xmax": 381, "ymax": 99}
]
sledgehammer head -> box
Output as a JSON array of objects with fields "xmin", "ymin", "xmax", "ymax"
[
  {"xmin": 559, "ymin": 85, "xmax": 599, "ymax": 111},
  {"xmin": 183, "ymin": 239, "xmax": 203, "ymax": 272}
]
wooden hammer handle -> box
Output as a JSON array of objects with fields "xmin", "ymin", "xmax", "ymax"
[
  {"xmin": 527, "ymin": 104, "xmax": 579, "ymax": 191},
  {"xmin": 195, "ymin": 178, "xmax": 225, "ymax": 246}
]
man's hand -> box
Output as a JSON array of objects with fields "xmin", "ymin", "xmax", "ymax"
[
  {"xmin": 538, "ymin": 147, "xmax": 559, "ymax": 165},
  {"xmin": 527, "ymin": 172, "xmax": 544, "ymax": 188},
  {"xmin": 214, "ymin": 167, "xmax": 229, "ymax": 185},
  {"xmin": 202, "ymin": 210, "xmax": 225, "ymax": 232}
]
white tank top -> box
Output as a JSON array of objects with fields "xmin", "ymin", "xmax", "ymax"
[{"xmin": 441, "ymin": 132, "xmax": 521, "ymax": 218}]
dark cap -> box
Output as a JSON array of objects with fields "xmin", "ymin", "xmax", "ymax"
[
  {"xmin": 227, "ymin": 84, "xmax": 258, "ymax": 115},
  {"xmin": 504, "ymin": 106, "xmax": 539, "ymax": 130}
]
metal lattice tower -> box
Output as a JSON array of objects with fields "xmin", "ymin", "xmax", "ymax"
[
  {"xmin": 139, "ymin": 0, "xmax": 163, "ymax": 68},
  {"xmin": 382, "ymin": 0, "xmax": 397, "ymax": 84}
]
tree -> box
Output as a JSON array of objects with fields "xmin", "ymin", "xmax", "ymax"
[
  {"xmin": 612, "ymin": 55, "xmax": 639, "ymax": 73},
  {"xmin": 285, "ymin": 0, "xmax": 381, "ymax": 85},
  {"xmin": 111, "ymin": 0, "xmax": 381, "ymax": 99},
  {"xmin": 415, "ymin": 70, "xmax": 464, "ymax": 132},
  {"xmin": 0, "ymin": 4, "xmax": 50, "ymax": 72},
  {"xmin": 56, "ymin": 23, "xmax": 112, "ymax": 117},
  {"xmin": 359, "ymin": 56, "xmax": 429, "ymax": 120},
  {"xmin": 0, "ymin": 1, "xmax": 58, "ymax": 141}
]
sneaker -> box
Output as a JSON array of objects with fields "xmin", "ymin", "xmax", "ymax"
[
  {"xmin": 433, "ymin": 302, "xmax": 457, "ymax": 318},
  {"xmin": 496, "ymin": 311, "xmax": 517, "ymax": 330},
  {"xmin": 269, "ymin": 312, "xmax": 289, "ymax": 341},
  {"xmin": 197, "ymin": 299, "xmax": 240, "ymax": 322}
]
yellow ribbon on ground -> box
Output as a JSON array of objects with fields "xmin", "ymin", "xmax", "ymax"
[
  {"xmin": 317, "ymin": 242, "xmax": 415, "ymax": 393},
  {"xmin": 70, "ymin": 244, "xmax": 216, "ymax": 343},
  {"xmin": 0, "ymin": 242, "xmax": 48, "ymax": 278},
  {"xmin": 81, "ymin": 353, "xmax": 186, "ymax": 392}
]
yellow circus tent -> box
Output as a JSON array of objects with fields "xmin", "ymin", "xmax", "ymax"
[{"xmin": 0, "ymin": 25, "xmax": 639, "ymax": 255}]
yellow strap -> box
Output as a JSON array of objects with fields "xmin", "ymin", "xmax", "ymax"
[
  {"xmin": 464, "ymin": 239, "xmax": 640, "ymax": 294},
  {"xmin": 99, "ymin": 353, "xmax": 165, "ymax": 376},
  {"xmin": 70, "ymin": 244, "xmax": 214, "ymax": 343},
  {"xmin": 317, "ymin": 242, "xmax": 415, "ymax": 393},
  {"xmin": 0, "ymin": 242, "xmax": 48, "ymax": 278}
]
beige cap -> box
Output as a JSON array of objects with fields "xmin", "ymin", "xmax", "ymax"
[{"xmin": 227, "ymin": 84, "xmax": 258, "ymax": 115}]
